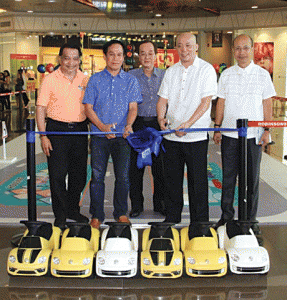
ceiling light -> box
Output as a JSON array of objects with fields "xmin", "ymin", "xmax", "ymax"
[
  {"xmin": 155, "ymin": 14, "xmax": 162, "ymax": 17},
  {"xmin": 48, "ymin": 0, "xmax": 56, "ymax": 2},
  {"xmin": 27, "ymin": 10, "xmax": 33, "ymax": 13},
  {"xmin": 15, "ymin": 0, "xmax": 22, "ymax": 2},
  {"xmin": 0, "ymin": 9, "xmax": 7, "ymax": 13},
  {"xmin": 252, "ymin": 6, "xmax": 258, "ymax": 9}
]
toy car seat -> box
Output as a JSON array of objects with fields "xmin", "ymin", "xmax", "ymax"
[{"xmin": 20, "ymin": 220, "xmax": 53, "ymax": 240}]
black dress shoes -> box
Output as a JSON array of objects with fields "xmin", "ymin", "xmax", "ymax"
[
  {"xmin": 54, "ymin": 219, "xmax": 66, "ymax": 231},
  {"xmin": 67, "ymin": 212, "xmax": 89, "ymax": 223},
  {"xmin": 129, "ymin": 209, "xmax": 143, "ymax": 218}
]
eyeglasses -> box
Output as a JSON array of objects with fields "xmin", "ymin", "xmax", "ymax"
[{"xmin": 234, "ymin": 46, "xmax": 252, "ymax": 52}]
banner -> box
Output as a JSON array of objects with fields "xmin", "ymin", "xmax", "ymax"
[
  {"xmin": 212, "ymin": 31, "xmax": 223, "ymax": 48},
  {"xmin": 2, "ymin": 121, "xmax": 8, "ymax": 139},
  {"xmin": 254, "ymin": 42, "xmax": 274, "ymax": 79},
  {"xmin": 155, "ymin": 49, "xmax": 180, "ymax": 69}
]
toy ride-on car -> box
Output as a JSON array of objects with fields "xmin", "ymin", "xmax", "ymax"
[
  {"xmin": 141, "ymin": 222, "xmax": 183, "ymax": 278},
  {"xmin": 7, "ymin": 220, "xmax": 61, "ymax": 276},
  {"xmin": 51, "ymin": 222, "xmax": 100, "ymax": 278},
  {"xmin": 96, "ymin": 222, "xmax": 138, "ymax": 278},
  {"xmin": 217, "ymin": 220, "xmax": 269, "ymax": 274},
  {"xmin": 181, "ymin": 222, "xmax": 227, "ymax": 277}
]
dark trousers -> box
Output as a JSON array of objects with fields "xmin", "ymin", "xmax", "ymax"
[
  {"xmin": 163, "ymin": 138, "xmax": 209, "ymax": 223},
  {"xmin": 22, "ymin": 92, "xmax": 30, "ymax": 106},
  {"xmin": 221, "ymin": 135, "xmax": 262, "ymax": 221},
  {"xmin": 46, "ymin": 118, "xmax": 88, "ymax": 222},
  {"xmin": 5, "ymin": 95, "xmax": 10, "ymax": 109},
  {"xmin": 0, "ymin": 96, "xmax": 6, "ymax": 111},
  {"xmin": 15, "ymin": 87, "xmax": 29, "ymax": 108},
  {"xmin": 129, "ymin": 116, "xmax": 166, "ymax": 212}
]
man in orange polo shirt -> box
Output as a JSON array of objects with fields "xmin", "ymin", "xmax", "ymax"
[{"xmin": 36, "ymin": 42, "xmax": 89, "ymax": 230}]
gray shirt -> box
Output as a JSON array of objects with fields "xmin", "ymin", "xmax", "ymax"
[{"xmin": 129, "ymin": 67, "xmax": 165, "ymax": 117}]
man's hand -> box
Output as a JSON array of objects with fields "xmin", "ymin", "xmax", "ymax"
[
  {"xmin": 40, "ymin": 136, "xmax": 53, "ymax": 157},
  {"xmin": 213, "ymin": 132, "xmax": 222, "ymax": 144},
  {"xmin": 259, "ymin": 131, "xmax": 270, "ymax": 148},
  {"xmin": 123, "ymin": 124, "xmax": 133, "ymax": 139},
  {"xmin": 174, "ymin": 121, "xmax": 190, "ymax": 137},
  {"xmin": 98, "ymin": 123, "xmax": 116, "ymax": 139},
  {"xmin": 158, "ymin": 118, "xmax": 168, "ymax": 131}
]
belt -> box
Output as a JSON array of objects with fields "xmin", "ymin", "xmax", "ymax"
[
  {"xmin": 47, "ymin": 118, "xmax": 87, "ymax": 128},
  {"xmin": 138, "ymin": 116, "xmax": 157, "ymax": 122}
]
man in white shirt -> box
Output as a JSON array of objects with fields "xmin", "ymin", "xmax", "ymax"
[
  {"xmin": 157, "ymin": 32, "xmax": 217, "ymax": 224},
  {"xmin": 213, "ymin": 34, "xmax": 276, "ymax": 231}
]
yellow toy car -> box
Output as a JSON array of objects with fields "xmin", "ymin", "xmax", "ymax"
[
  {"xmin": 51, "ymin": 222, "xmax": 100, "ymax": 278},
  {"xmin": 141, "ymin": 222, "xmax": 183, "ymax": 278},
  {"xmin": 181, "ymin": 222, "xmax": 227, "ymax": 277},
  {"xmin": 7, "ymin": 220, "xmax": 61, "ymax": 276}
]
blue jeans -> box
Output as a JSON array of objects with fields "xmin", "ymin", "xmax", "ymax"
[{"xmin": 90, "ymin": 136, "xmax": 131, "ymax": 222}]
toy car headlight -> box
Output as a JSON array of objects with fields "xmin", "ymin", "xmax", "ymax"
[
  {"xmin": 262, "ymin": 255, "xmax": 268, "ymax": 263},
  {"xmin": 187, "ymin": 257, "xmax": 196, "ymax": 265},
  {"xmin": 98, "ymin": 257, "xmax": 105, "ymax": 265},
  {"xmin": 9, "ymin": 255, "xmax": 16, "ymax": 263},
  {"xmin": 83, "ymin": 258, "xmax": 91, "ymax": 265},
  {"xmin": 128, "ymin": 257, "xmax": 136, "ymax": 265},
  {"xmin": 174, "ymin": 258, "xmax": 181, "ymax": 265},
  {"xmin": 143, "ymin": 258, "xmax": 151, "ymax": 265},
  {"xmin": 230, "ymin": 253, "xmax": 240, "ymax": 262},
  {"xmin": 38, "ymin": 256, "xmax": 47, "ymax": 264},
  {"xmin": 53, "ymin": 257, "xmax": 60, "ymax": 265},
  {"xmin": 218, "ymin": 256, "xmax": 226, "ymax": 264}
]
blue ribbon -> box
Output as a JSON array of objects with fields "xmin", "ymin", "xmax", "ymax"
[{"xmin": 33, "ymin": 127, "xmax": 239, "ymax": 136}]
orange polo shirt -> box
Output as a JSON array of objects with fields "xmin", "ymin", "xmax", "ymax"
[{"xmin": 37, "ymin": 68, "xmax": 89, "ymax": 122}]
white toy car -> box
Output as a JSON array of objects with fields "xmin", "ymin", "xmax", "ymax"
[
  {"xmin": 96, "ymin": 222, "xmax": 138, "ymax": 277},
  {"xmin": 217, "ymin": 221, "xmax": 269, "ymax": 274}
]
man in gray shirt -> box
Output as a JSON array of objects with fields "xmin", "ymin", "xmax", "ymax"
[{"xmin": 129, "ymin": 41, "xmax": 166, "ymax": 218}]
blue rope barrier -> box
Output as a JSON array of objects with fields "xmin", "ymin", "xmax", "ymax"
[{"xmin": 33, "ymin": 127, "xmax": 239, "ymax": 136}]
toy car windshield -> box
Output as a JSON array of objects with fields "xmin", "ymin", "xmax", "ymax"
[
  {"xmin": 150, "ymin": 238, "xmax": 173, "ymax": 251},
  {"xmin": 19, "ymin": 236, "xmax": 41, "ymax": 249}
]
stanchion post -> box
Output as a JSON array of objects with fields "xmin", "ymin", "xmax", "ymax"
[
  {"xmin": 26, "ymin": 117, "xmax": 37, "ymax": 221},
  {"xmin": 34, "ymin": 88, "xmax": 38, "ymax": 105},
  {"xmin": 237, "ymin": 118, "xmax": 248, "ymax": 222}
]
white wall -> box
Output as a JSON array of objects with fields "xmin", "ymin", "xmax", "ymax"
[{"xmin": 0, "ymin": 32, "xmax": 16, "ymax": 71}]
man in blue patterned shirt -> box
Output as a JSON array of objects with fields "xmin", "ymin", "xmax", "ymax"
[
  {"xmin": 83, "ymin": 40, "xmax": 142, "ymax": 229},
  {"xmin": 129, "ymin": 41, "xmax": 166, "ymax": 218}
]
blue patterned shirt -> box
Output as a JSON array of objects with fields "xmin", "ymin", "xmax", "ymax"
[{"xmin": 83, "ymin": 68, "xmax": 142, "ymax": 135}]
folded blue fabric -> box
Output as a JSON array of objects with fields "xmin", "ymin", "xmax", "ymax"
[{"xmin": 127, "ymin": 127, "xmax": 163, "ymax": 168}]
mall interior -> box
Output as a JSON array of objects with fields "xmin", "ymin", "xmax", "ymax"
[{"xmin": 1, "ymin": 0, "xmax": 287, "ymax": 299}]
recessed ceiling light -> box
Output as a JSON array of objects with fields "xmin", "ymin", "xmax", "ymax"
[
  {"xmin": 227, "ymin": 31, "xmax": 232, "ymax": 34},
  {"xmin": 155, "ymin": 14, "xmax": 162, "ymax": 17},
  {"xmin": 48, "ymin": 0, "xmax": 56, "ymax": 2},
  {"xmin": 252, "ymin": 6, "xmax": 258, "ymax": 9},
  {"xmin": 27, "ymin": 10, "xmax": 33, "ymax": 13},
  {"xmin": 15, "ymin": 0, "xmax": 22, "ymax": 2},
  {"xmin": 0, "ymin": 9, "xmax": 7, "ymax": 13}
]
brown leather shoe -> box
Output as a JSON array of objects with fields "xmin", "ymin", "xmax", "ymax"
[
  {"xmin": 90, "ymin": 218, "xmax": 101, "ymax": 229},
  {"xmin": 116, "ymin": 215, "xmax": 131, "ymax": 224}
]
